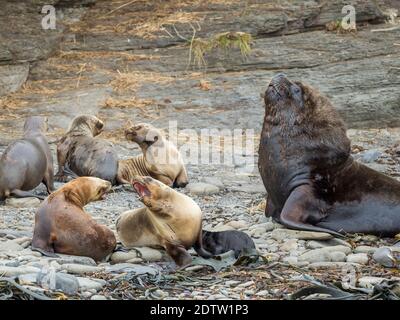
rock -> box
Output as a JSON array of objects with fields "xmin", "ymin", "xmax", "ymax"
[
  {"xmin": 256, "ymin": 290, "xmax": 269, "ymax": 297},
  {"xmin": 358, "ymin": 276, "xmax": 387, "ymax": 289},
  {"xmin": 126, "ymin": 258, "xmax": 143, "ymax": 264},
  {"xmin": 110, "ymin": 251, "xmax": 139, "ymax": 263},
  {"xmin": 361, "ymin": 235, "xmax": 379, "ymax": 242},
  {"xmin": 91, "ymin": 295, "xmax": 108, "ymax": 300},
  {"xmin": 225, "ymin": 280, "xmax": 241, "ymax": 287},
  {"xmin": 280, "ymin": 239, "xmax": 298, "ymax": 252},
  {"xmin": 135, "ymin": 247, "xmax": 163, "ymax": 262},
  {"xmin": 211, "ymin": 225, "xmax": 235, "ymax": 232},
  {"xmin": 238, "ymin": 281, "xmax": 254, "ymax": 288},
  {"xmin": 225, "ymin": 220, "xmax": 248, "ymax": 229},
  {"xmin": 105, "ymin": 263, "xmax": 159, "ymax": 276},
  {"xmin": 230, "ymin": 184, "xmax": 266, "ymax": 194},
  {"xmin": 0, "ymin": 64, "xmax": 30, "ymax": 96},
  {"xmin": 0, "ymin": 240, "xmax": 24, "ymax": 252},
  {"xmin": 77, "ymin": 277, "xmax": 106, "ymax": 292},
  {"xmin": 308, "ymin": 262, "xmax": 361, "ymax": 269},
  {"xmin": 306, "ymin": 239, "xmax": 351, "ymax": 249},
  {"xmin": 186, "ymin": 183, "xmax": 220, "ymax": 195},
  {"xmin": 17, "ymin": 273, "xmax": 39, "ymax": 286},
  {"xmin": 201, "ymin": 177, "xmax": 224, "ymax": 188},
  {"xmin": 358, "ymin": 149, "xmax": 382, "ymax": 163},
  {"xmin": 271, "ymin": 229, "xmax": 333, "ymax": 241},
  {"xmin": 0, "ymin": 266, "xmax": 40, "ymax": 276},
  {"xmin": 38, "ymin": 271, "xmax": 79, "ymax": 295},
  {"xmin": 49, "ymin": 255, "xmax": 97, "ymax": 266},
  {"xmin": 372, "ymin": 247, "xmax": 400, "ymax": 268},
  {"xmin": 346, "ymin": 253, "xmax": 369, "ymax": 265},
  {"xmin": 354, "ymin": 246, "xmax": 378, "ymax": 254},
  {"xmin": 299, "ymin": 246, "xmax": 351, "ymax": 263},
  {"xmin": 5, "ymin": 197, "xmax": 40, "ymax": 208},
  {"xmin": 184, "ymin": 265, "xmax": 205, "ymax": 272},
  {"xmin": 62, "ymin": 264, "xmax": 103, "ymax": 275}
]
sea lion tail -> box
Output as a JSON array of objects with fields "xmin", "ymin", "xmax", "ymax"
[{"xmin": 193, "ymin": 227, "xmax": 213, "ymax": 259}]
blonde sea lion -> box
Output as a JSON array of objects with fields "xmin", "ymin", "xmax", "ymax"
[
  {"xmin": 0, "ymin": 116, "xmax": 54, "ymax": 200},
  {"xmin": 117, "ymin": 122, "xmax": 188, "ymax": 188},
  {"xmin": 116, "ymin": 176, "xmax": 211, "ymax": 266},
  {"xmin": 55, "ymin": 115, "xmax": 119, "ymax": 184},
  {"xmin": 32, "ymin": 177, "xmax": 116, "ymax": 261}
]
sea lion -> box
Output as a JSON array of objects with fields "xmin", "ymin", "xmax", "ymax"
[
  {"xmin": 202, "ymin": 230, "xmax": 256, "ymax": 258},
  {"xmin": 258, "ymin": 73, "xmax": 400, "ymax": 237},
  {"xmin": 55, "ymin": 115, "xmax": 119, "ymax": 184},
  {"xmin": 117, "ymin": 122, "xmax": 188, "ymax": 188},
  {"xmin": 32, "ymin": 177, "xmax": 116, "ymax": 261},
  {"xmin": 0, "ymin": 116, "xmax": 55, "ymax": 200},
  {"xmin": 116, "ymin": 176, "xmax": 211, "ymax": 266}
]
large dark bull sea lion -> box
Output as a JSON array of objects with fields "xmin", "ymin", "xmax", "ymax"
[
  {"xmin": 258, "ymin": 73, "xmax": 400, "ymax": 237},
  {"xmin": 55, "ymin": 115, "xmax": 119, "ymax": 184},
  {"xmin": 32, "ymin": 177, "xmax": 116, "ymax": 261},
  {"xmin": 0, "ymin": 116, "xmax": 55, "ymax": 200}
]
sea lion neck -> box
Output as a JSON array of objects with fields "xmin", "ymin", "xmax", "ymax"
[{"xmin": 63, "ymin": 183, "xmax": 91, "ymax": 208}]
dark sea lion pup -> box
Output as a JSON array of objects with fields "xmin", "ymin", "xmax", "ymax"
[
  {"xmin": 0, "ymin": 116, "xmax": 54, "ymax": 200},
  {"xmin": 258, "ymin": 73, "xmax": 400, "ymax": 237},
  {"xmin": 202, "ymin": 230, "xmax": 256, "ymax": 258},
  {"xmin": 55, "ymin": 115, "xmax": 119, "ymax": 184},
  {"xmin": 32, "ymin": 177, "xmax": 116, "ymax": 261},
  {"xmin": 116, "ymin": 176, "xmax": 211, "ymax": 266}
]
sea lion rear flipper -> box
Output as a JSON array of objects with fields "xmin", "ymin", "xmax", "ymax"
[
  {"xmin": 10, "ymin": 189, "xmax": 45, "ymax": 200},
  {"xmin": 63, "ymin": 166, "xmax": 79, "ymax": 179},
  {"xmin": 280, "ymin": 185, "xmax": 344, "ymax": 238}
]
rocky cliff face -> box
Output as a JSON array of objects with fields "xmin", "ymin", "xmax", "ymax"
[{"xmin": 0, "ymin": 0, "xmax": 398, "ymax": 138}]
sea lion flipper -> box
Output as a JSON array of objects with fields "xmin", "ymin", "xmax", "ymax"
[
  {"xmin": 280, "ymin": 185, "xmax": 344, "ymax": 238},
  {"xmin": 193, "ymin": 228, "xmax": 213, "ymax": 259},
  {"xmin": 10, "ymin": 189, "xmax": 45, "ymax": 200},
  {"xmin": 31, "ymin": 246, "xmax": 59, "ymax": 258},
  {"xmin": 163, "ymin": 241, "xmax": 192, "ymax": 267}
]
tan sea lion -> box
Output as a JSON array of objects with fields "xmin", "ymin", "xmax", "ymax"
[
  {"xmin": 32, "ymin": 177, "xmax": 116, "ymax": 261},
  {"xmin": 117, "ymin": 122, "xmax": 188, "ymax": 188},
  {"xmin": 116, "ymin": 176, "xmax": 211, "ymax": 266},
  {"xmin": 0, "ymin": 116, "xmax": 54, "ymax": 200},
  {"xmin": 259, "ymin": 73, "xmax": 400, "ymax": 237},
  {"xmin": 55, "ymin": 115, "xmax": 119, "ymax": 184}
]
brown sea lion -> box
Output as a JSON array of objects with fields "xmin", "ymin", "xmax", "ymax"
[
  {"xmin": 116, "ymin": 176, "xmax": 211, "ymax": 266},
  {"xmin": 55, "ymin": 115, "xmax": 119, "ymax": 184},
  {"xmin": 0, "ymin": 116, "xmax": 54, "ymax": 200},
  {"xmin": 32, "ymin": 177, "xmax": 116, "ymax": 261},
  {"xmin": 258, "ymin": 73, "xmax": 400, "ymax": 237},
  {"xmin": 117, "ymin": 122, "xmax": 188, "ymax": 188}
]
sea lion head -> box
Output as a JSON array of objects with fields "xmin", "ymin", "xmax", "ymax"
[
  {"xmin": 124, "ymin": 122, "xmax": 162, "ymax": 147},
  {"xmin": 23, "ymin": 116, "xmax": 48, "ymax": 134},
  {"xmin": 62, "ymin": 177, "xmax": 112, "ymax": 207},
  {"xmin": 131, "ymin": 176, "xmax": 172, "ymax": 212},
  {"xmin": 263, "ymin": 73, "xmax": 328, "ymax": 117},
  {"xmin": 67, "ymin": 115, "xmax": 104, "ymax": 137}
]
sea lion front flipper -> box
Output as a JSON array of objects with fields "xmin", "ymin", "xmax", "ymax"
[
  {"xmin": 31, "ymin": 246, "xmax": 59, "ymax": 258},
  {"xmin": 10, "ymin": 189, "xmax": 45, "ymax": 200},
  {"xmin": 163, "ymin": 241, "xmax": 192, "ymax": 267},
  {"xmin": 280, "ymin": 185, "xmax": 344, "ymax": 238}
]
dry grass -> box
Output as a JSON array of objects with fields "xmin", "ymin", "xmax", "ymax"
[
  {"xmin": 0, "ymin": 95, "xmax": 28, "ymax": 111},
  {"xmin": 57, "ymin": 50, "xmax": 155, "ymax": 62},
  {"xmin": 103, "ymin": 97, "xmax": 154, "ymax": 110},
  {"xmin": 110, "ymin": 71, "xmax": 174, "ymax": 92}
]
